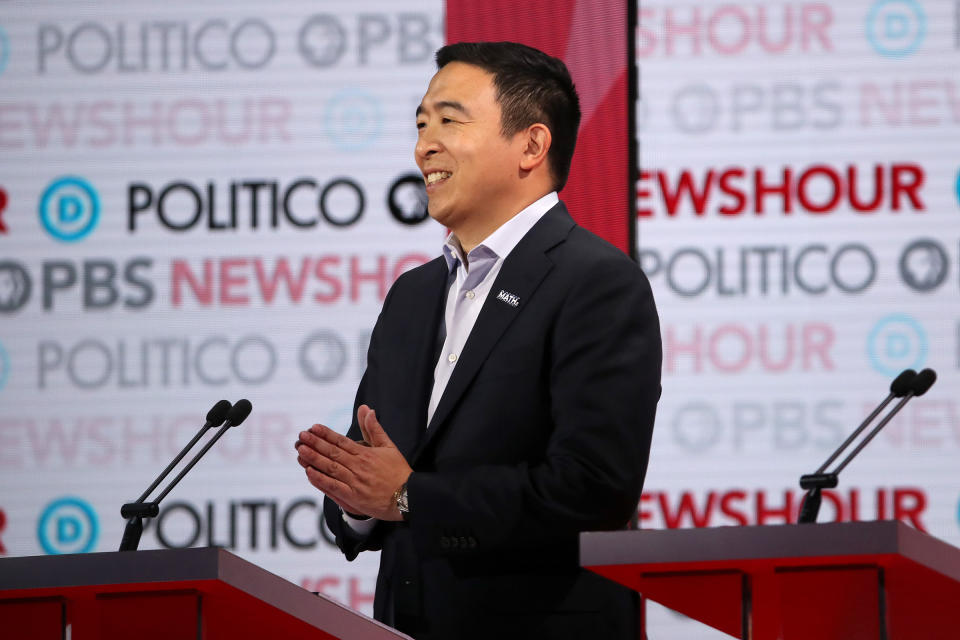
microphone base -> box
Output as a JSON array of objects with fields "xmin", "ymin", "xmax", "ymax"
[
  {"xmin": 798, "ymin": 488, "xmax": 823, "ymax": 524},
  {"xmin": 118, "ymin": 517, "xmax": 144, "ymax": 552},
  {"xmin": 121, "ymin": 501, "xmax": 159, "ymax": 519},
  {"xmin": 799, "ymin": 472, "xmax": 838, "ymax": 491}
]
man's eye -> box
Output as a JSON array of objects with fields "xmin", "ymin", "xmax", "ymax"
[
  {"xmin": 416, "ymin": 121, "xmax": 426, "ymax": 129},
  {"xmin": 441, "ymin": 117, "xmax": 453, "ymax": 124}
]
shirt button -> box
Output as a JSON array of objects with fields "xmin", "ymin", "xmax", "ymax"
[
  {"xmin": 448, "ymin": 353, "xmax": 457, "ymax": 363},
  {"xmin": 465, "ymin": 290, "xmax": 475, "ymax": 299}
]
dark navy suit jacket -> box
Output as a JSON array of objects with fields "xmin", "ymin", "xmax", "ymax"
[{"xmin": 323, "ymin": 202, "xmax": 662, "ymax": 640}]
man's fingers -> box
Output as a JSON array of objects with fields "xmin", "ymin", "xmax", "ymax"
[
  {"xmin": 299, "ymin": 429, "xmax": 355, "ymax": 462},
  {"xmin": 361, "ymin": 407, "xmax": 395, "ymax": 448},
  {"xmin": 298, "ymin": 449, "xmax": 362, "ymax": 513},
  {"xmin": 297, "ymin": 410, "xmax": 409, "ymax": 521},
  {"xmin": 296, "ymin": 440, "xmax": 355, "ymax": 483},
  {"xmin": 305, "ymin": 466, "xmax": 355, "ymax": 503},
  {"xmin": 357, "ymin": 405, "xmax": 372, "ymax": 443},
  {"xmin": 358, "ymin": 405, "xmax": 394, "ymax": 448},
  {"xmin": 308, "ymin": 422, "xmax": 365, "ymax": 454}
]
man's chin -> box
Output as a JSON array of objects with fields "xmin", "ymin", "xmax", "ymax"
[{"xmin": 427, "ymin": 204, "xmax": 455, "ymax": 227}]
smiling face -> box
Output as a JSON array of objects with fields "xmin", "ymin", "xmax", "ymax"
[{"xmin": 415, "ymin": 62, "xmax": 530, "ymax": 244}]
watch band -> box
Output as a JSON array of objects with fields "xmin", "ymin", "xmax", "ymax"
[{"xmin": 393, "ymin": 481, "xmax": 409, "ymax": 517}]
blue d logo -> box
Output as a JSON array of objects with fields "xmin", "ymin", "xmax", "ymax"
[
  {"xmin": 865, "ymin": 0, "xmax": 926, "ymax": 58},
  {"xmin": 38, "ymin": 176, "xmax": 101, "ymax": 242},
  {"xmin": 37, "ymin": 497, "xmax": 99, "ymax": 554},
  {"xmin": 867, "ymin": 313, "xmax": 927, "ymax": 376}
]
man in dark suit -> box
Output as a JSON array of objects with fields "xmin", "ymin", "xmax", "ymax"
[{"xmin": 296, "ymin": 42, "xmax": 661, "ymax": 639}]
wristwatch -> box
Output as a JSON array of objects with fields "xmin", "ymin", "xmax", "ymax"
[{"xmin": 393, "ymin": 482, "xmax": 409, "ymax": 520}]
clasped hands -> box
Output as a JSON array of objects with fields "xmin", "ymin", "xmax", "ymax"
[{"xmin": 295, "ymin": 404, "xmax": 412, "ymax": 522}]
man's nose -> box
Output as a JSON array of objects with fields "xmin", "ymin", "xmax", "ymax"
[{"xmin": 415, "ymin": 129, "xmax": 441, "ymax": 159}]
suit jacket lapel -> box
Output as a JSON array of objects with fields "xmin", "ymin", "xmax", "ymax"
[
  {"xmin": 392, "ymin": 257, "xmax": 449, "ymax": 458},
  {"xmin": 414, "ymin": 203, "xmax": 576, "ymax": 460}
]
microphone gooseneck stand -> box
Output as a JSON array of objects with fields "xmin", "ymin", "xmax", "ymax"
[
  {"xmin": 797, "ymin": 369, "xmax": 936, "ymax": 524},
  {"xmin": 118, "ymin": 399, "xmax": 253, "ymax": 551}
]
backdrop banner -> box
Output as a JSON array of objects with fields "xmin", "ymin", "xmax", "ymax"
[{"xmin": 1, "ymin": 2, "xmax": 957, "ymax": 638}]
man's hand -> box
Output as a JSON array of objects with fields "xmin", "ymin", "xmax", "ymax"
[{"xmin": 295, "ymin": 405, "xmax": 412, "ymax": 521}]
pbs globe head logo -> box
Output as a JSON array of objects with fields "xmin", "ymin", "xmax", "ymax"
[
  {"xmin": 37, "ymin": 497, "xmax": 99, "ymax": 554},
  {"xmin": 38, "ymin": 176, "xmax": 100, "ymax": 242},
  {"xmin": 324, "ymin": 88, "xmax": 383, "ymax": 151}
]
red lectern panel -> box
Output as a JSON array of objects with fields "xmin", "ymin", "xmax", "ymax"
[
  {"xmin": 581, "ymin": 521, "xmax": 960, "ymax": 640},
  {"xmin": 97, "ymin": 592, "xmax": 200, "ymax": 640},
  {"xmin": 0, "ymin": 598, "xmax": 65, "ymax": 639},
  {"xmin": 0, "ymin": 548, "xmax": 410, "ymax": 640}
]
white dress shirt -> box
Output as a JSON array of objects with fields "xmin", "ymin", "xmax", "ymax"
[
  {"xmin": 426, "ymin": 191, "xmax": 558, "ymax": 425},
  {"xmin": 342, "ymin": 191, "xmax": 559, "ymax": 533}
]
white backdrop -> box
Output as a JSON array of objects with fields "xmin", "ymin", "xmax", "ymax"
[
  {"xmin": 636, "ymin": 0, "xmax": 958, "ymax": 635},
  {"xmin": 1, "ymin": 1, "xmax": 957, "ymax": 638}
]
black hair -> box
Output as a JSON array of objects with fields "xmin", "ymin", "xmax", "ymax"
[{"xmin": 436, "ymin": 42, "xmax": 581, "ymax": 190}]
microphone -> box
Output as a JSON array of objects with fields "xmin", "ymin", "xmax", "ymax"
[
  {"xmin": 806, "ymin": 369, "xmax": 915, "ymax": 482},
  {"xmin": 130, "ymin": 400, "xmax": 232, "ymax": 508},
  {"xmin": 890, "ymin": 369, "xmax": 918, "ymax": 397},
  {"xmin": 148, "ymin": 400, "xmax": 252, "ymax": 506},
  {"xmin": 118, "ymin": 399, "xmax": 251, "ymax": 551},
  {"xmin": 797, "ymin": 370, "xmax": 935, "ymax": 524},
  {"xmin": 911, "ymin": 368, "xmax": 937, "ymax": 396},
  {"xmin": 826, "ymin": 369, "xmax": 936, "ymax": 477}
]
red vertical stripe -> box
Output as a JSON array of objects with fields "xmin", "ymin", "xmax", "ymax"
[{"xmin": 446, "ymin": 0, "xmax": 632, "ymax": 255}]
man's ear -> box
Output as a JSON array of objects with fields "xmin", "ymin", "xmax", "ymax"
[{"xmin": 518, "ymin": 123, "xmax": 552, "ymax": 172}]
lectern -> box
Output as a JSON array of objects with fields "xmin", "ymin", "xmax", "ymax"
[
  {"xmin": 0, "ymin": 547, "xmax": 410, "ymax": 640},
  {"xmin": 581, "ymin": 520, "xmax": 960, "ymax": 640}
]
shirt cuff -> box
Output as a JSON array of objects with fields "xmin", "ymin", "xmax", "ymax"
[{"xmin": 341, "ymin": 510, "xmax": 377, "ymax": 535}]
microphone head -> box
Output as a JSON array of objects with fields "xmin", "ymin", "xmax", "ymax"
[
  {"xmin": 890, "ymin": 369, "xmax": 917, "ymax": 397},
  {"xmin": 206, "ymin": 400, "xmax": 233, "ymax": 426},
  {"xmin": 911, "ymin": 369, "xmax": 937, "ymax": 396},
  {"xmin": 226, "ymin": 399, "xmax": 253, "ymax": 426}
]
